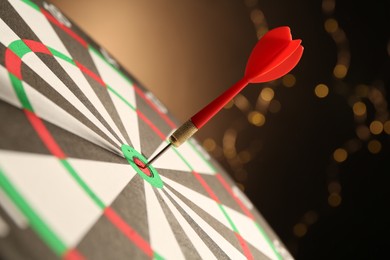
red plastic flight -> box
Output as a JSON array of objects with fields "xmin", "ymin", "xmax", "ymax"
[
  {"xmin": 192, "ymin": 26, "xmax": 303, "ymax": 129},
  {"xmin": 145, "ymin": 26, "xmax": 303, "ymax": 167}
]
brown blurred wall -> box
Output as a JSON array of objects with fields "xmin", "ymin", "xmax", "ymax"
[{"xmin": 50, "ymin": 0, "xmax": 257, "ymax": 123}]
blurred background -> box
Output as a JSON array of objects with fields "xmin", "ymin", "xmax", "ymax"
[{"xmin": 50, "ymin": 0, "xmax": 390, "ymax": 258}]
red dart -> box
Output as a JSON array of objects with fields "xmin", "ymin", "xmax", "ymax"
[{"xmin": 145, "ymin": 26, "xmax": 303, "ymax": 167}]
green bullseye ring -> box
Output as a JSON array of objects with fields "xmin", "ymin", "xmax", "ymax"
[{"xmin": 121, "ymin": 144, "xmax": 163, "ymax": 188}]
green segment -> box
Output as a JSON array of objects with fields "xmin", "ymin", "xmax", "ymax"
[
  {"xmin": 21, "ymin": 0, "xmax": 40, "ymax": 11},
  {"xmin": 255, "ymin": 223, "xmax": 282, "ymax": 260},
  {"xmin": 218, "ymin": 204, "xmax": 239, "ymax": 233},
  {"xmin": 121, "ymin": 145, "xmax": 163, "ymax": 188},
  {"xmin": 48, "ymin": 47, "xmax": 75, "ymax": 65},
  {"xmin": 0, "ymin": 168, "xmax": 66, "ymax": 255},
  {"xmin": 8, "ymin": 40, "xmax": 31, "ymax": 58},
  {"xmin": 9, "ymin": 73, "xmax": 33, "ymax": 111},
  {"xmin": 60, "ymin": 160, "xmax": 105, "ymax": 209},
  {"xmin": 108, "ymin": 85, "xmax": 136, "ymax": 110},
  {"xmin": 153, "ymin": 252, "xmax": 165, "ymax": 260}
]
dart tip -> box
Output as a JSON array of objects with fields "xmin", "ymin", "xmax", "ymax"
[{"xmin": 143, "ymin": 142, "xmax": 172, "ymax": 168}]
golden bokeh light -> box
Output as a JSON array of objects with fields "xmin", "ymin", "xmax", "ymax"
[
  {"xmin": 333, "ymin": 148, "xmax": 347, "ymax": 163},
  {"xmin": 367, "ymin": 140, "xmax": 381, "ymax": 154},
  {"xmin": 238, "ymin": 150, "xmax": 251, "ymax": 163},
  {"xmin": 248, "ymin": 111, "xmax": 265, "ymax": 126},
  {"xmin": 328, "ymin": 193, "xmax": 342, "ymax": 207},
  {"xmin": 369, "ymin": 120, "xmax": 383, "ymax": 135},
  {"xmin": 203, "ymin": 138, "xmax": 216, "ymax": 152},
  {"xmin": 223, "ymin": 148, "xmax": 237, "ymax": 159},
  {"xmin": 250, "ymin": 9, "xmax": 264, "ymax": 25},
  {"xmin": 260, "ymin": 87, "xmax": 274, "ymax": 101},
  {"xmin": 384, "ymin": 121, "xmax": 390, "ymax": 134},
  {"xmin": 314, "ymin": 84, "xmax": 329, "ymax": 98},
  {"xmin": 333, "ymin": 64, "xmax": 348, "ymax": 79},
  {"xmin": 324, "ymin": 18, "xmax": 338, "ymax": 33},
  {"xmin": 282, "ymin": 74, "xmax": 296, "ymax": 87},
  {"xmin": 353, "ymin": 101, "xmax": 366, "ymax": 116},
  {"xmin": 322, "ymin": 0, "xmax": 335, "ymax": 13},
  {"xmin": 293, "ymin": 223, "xmax": 307, "ymax": 238},
  {"xmin": 356, "ymin": 125, "xmax": 371, "ymax": 140},
  {"xmin": 234, "ymin": 94, "xmax": 251, "ymax": 112}
]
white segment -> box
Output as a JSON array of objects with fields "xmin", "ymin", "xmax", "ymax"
[
  {"xmin": 24, "ymin": 81, "xmax": 120, "ymax": 154},
  {"xmin": 0, "ymin": 188, "xmax": 28, "ymax": 229},
  {"xmin": 164, "ymin": 188, "xmax": 246, "ymax": 260},
  {"xmin": 224, "ymin": 206, "xmax": 277, "ymax": 260},
  {"xmin": 0, "ymin": 150, "xmax": 101, "ymax": 247},
  {"xmin": 8, "ymin": 0, "xmax": 71, "ymax": 56},
  {"xmin": 89, "ymin": 49, "xmax": 136, "ymax": 109},
  {"xmin": 0, "ymin": 65, "xmax": 21, "ymax": 108},
  {"xmin": 162, "ymin": 176, "xmax": 230, "ymax": 228},
  {"xmin": 0, "ymin": 19, "xmax": 19, "ymax": 46},
  {"xmin": 175, "ymin": 141, "xmax": 214, "ymax": 175},
  {"xmin": 68, "ymin": 158, "xmax": 135, "ymax": 206},
  {"xmin": 157, "ymin": 189, "xmax": 217, "ymax": 260},
  {"xmin": 144, "ymin": 182, "xmax": 185, "ymax": 260},
  {"xmin": 108, "ymin": 91, "xmax": 141, "ymax": 151},
  {"xmin": 150, "ymin": 141, "xmax": 191, "ymax": 172},
  {"xmin": 56, "ymin": 57, "xmax": 127, "ymax": 144},
  {"xmin": 22, "ymin": 52, "xmax": 122, "ymax": 147},
  {"xmin": 0, "ymin": 215, "xmax": 9, "ymax": 237}
]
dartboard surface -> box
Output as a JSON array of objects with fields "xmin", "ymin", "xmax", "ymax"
[{"xmin": 0, "ymin": 0, "xmax": 292, "ymax": 259}]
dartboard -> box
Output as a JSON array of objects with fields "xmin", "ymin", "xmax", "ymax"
[{"xmin": 0, "ymin": 0, "xmax": 292, "ymax": 259}]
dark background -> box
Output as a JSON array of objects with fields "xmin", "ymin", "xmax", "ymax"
[{"xmin": 51, "ymin": 0, "xmax": 390, "ymax": 258}]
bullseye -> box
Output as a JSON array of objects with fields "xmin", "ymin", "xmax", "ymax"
[
  {"xmin": 133, "ymin": 157, "xmax": 153, "ymax": 177},
  {"xmin": 121, "ymin": 144, "xmax": 163, "ymax": 188}
]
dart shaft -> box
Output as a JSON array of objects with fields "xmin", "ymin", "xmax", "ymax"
[
  {"xmin": 144, "ymin": 142, "xmax": 172, "ymax": 168},
  {"xmin": 191, "ymin": 77, "xmax": 249, "ymax": 129}
]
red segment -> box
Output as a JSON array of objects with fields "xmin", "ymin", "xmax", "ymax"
[
  {"xmin": 41, "ymin": 9, "xmax": 88, "ymax": 48},
  {"xmin": 133, "ymin": 85, "xmax": 177, "ymax": 129},
  {"xmin": 63, "ymin": 249, "xmax": 85, "ymax": 260},
  {"xmin": 136, "ymin": 110, "xmax": 166, "ymax": 140},
  {"xmin": 75, "ymin": 61, "xmax": 106, "ymax": 87},
  {"xmin": 5, "ymin": 48, "xmax": 22, "ymax": 79},
  {"xmin": 24, "ymin": 109, "xmax": 66, "ymax": 159},
  {"xmin": 133, "ymin": 157, "xmax": 152, "ymax": 177},
  {"xmin": 104, "ymin": 207, "xmax": 153, "ymax": 257},
  {"xmin": 23, "ymin": 39, "xmax": 51, "ymax": 55},
  {"xmin": 235, "ymin": 233, "xmax": 254, "ymax": 260},
  {"xmin": 192, "ymin": 171, "xmax": 220, "ymax": 203},
  {"xmin": 216, "ymin": 174, "xmax": 254, "ymax": 220}
]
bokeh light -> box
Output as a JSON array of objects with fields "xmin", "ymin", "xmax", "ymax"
[
  {"xmin": 248, "ymin": 111, "xmax": 265, "ymax": 126},
  {"xmin": 333, "ymin": 148, "xmax": 347, "ymax": 163},
  {"xmin": 314, "ymin": 84, "xmax": 329, "ymax": 98}
]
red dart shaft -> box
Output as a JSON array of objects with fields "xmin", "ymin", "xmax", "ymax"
[
  {"xmin": 191, "ymin": 77, "xmax": 249, "ymax": 129},
  {"xmin": 145, "ymin": 26, "xmax": 303, "ymax": 166}
]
